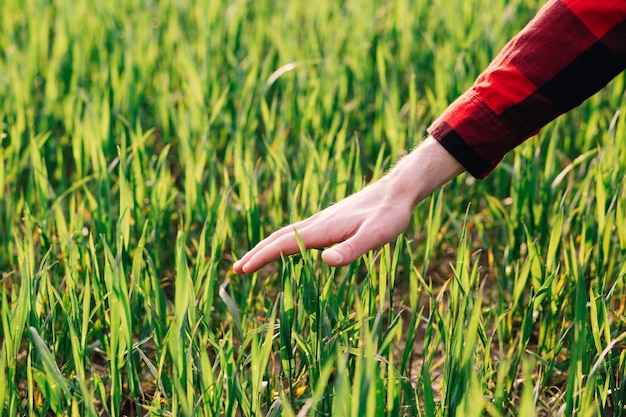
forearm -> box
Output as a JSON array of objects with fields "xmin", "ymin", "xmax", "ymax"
[
  {"xmin": 429, "ymin": 0, "xmax": 626, "ymax": 178},
  {"xmin": 383, "ymin": 136, "xmax": 465, "ymax": 209}
]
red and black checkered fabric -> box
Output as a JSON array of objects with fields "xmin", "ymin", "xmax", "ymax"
[{"xmin": 428, "ymin": 0, "xmax": 626, "ymax": 178}]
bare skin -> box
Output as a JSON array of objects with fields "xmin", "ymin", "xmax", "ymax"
[{"xmin": 233, "ymin": 136, "xmax": 465, "ymax": 274}]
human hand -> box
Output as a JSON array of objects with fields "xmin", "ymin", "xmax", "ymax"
[
  {"xmin": 233, "ymin": 176, "xmax": 414, "ymax": 273},
  {"xmin": 233, "ymin": 136, "xmax": 464, "ymax": 273}
]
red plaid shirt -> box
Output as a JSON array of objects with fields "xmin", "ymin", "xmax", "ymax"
[{"xmin": 428, "ymin": 0, "xmax": 626, "ymax": 178}]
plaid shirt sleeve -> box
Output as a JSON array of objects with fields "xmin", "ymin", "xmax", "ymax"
[{"xmin": 427, "ymin": 0, "xmax": 626, "ymax": 179}]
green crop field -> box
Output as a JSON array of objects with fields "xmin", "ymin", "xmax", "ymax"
[{"xmin": 1, "ymin": 0, "xmax": 625, "ymax": 415}]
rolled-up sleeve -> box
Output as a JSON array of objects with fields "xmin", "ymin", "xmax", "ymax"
[{"xmin": 427, "ymin": 0, "xmax": 626, "ymax": 178}]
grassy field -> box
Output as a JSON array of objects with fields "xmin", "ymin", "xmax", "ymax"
[{"xmin": 1, "ymin": 0, "xmax": 625, "ymax": 415}]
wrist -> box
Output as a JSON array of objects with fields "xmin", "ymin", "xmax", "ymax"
[{"xmin": 385, "ymin": 136, "xmax": 465, "ymax": 208}]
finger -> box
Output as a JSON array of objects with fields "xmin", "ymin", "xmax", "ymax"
[
  {"xmin": 233, "ymin": 230, "xmax": 286, "ymax": 273},
  {"xmin": 238, "ymin": 232, "xmax": 302, "ymax": 273},
  {"xmin": 238, "ymin": 222, "xmax": 345, "ymax": 273},
  {"xmin": 233, "ymin": 221, "xmax": 309, "ymax": 273},
  {"xmin": 321, "ymin": 237, "xmax": 365, "ymax": 267},
  {"xmin": 233, "ymin": 203, "xmax": 352, "ymax": 273},
  {"xmin": 321, "ymin": 224, "xmax": 395, "ymax": 267}
]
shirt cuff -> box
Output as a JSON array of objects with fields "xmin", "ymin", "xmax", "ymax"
[{"xmin": 427, "ymin": 90, "xmax": 529, "ymax": 179}]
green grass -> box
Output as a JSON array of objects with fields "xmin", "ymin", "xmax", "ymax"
[{"xmin": 1, "ymin": 0, "xmax": 625, "ymax": 415}]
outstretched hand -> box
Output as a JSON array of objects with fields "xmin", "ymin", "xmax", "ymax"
[
  {"xmin": 233, "ymin": 176, "xmax": 414, "ymax": 273},
  {"xmin": 233, "ymin": 136, "xmax": 464, "ymax": 274}
]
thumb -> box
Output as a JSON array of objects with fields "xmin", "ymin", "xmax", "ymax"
[{"xmin": 321, "ymin": 236, "xmax": 368, "ymax": 267}]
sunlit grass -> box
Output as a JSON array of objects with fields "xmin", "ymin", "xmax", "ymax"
[{"xmin": 1, "ymin": 0, "xmax": 625, "ymax": 415}]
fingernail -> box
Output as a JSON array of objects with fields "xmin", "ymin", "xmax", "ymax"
[{"xmin": 323, "ymin": 249, "xmax": 343, "ymax": 265}]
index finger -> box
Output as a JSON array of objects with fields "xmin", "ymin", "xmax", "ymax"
[
  {"xmin": 232, "ymin": 225, "xmax": 298, "ymax": 273},
  {"xmin": 233, "ymin": 217, "xmax": 336, "ymax": 273}
]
